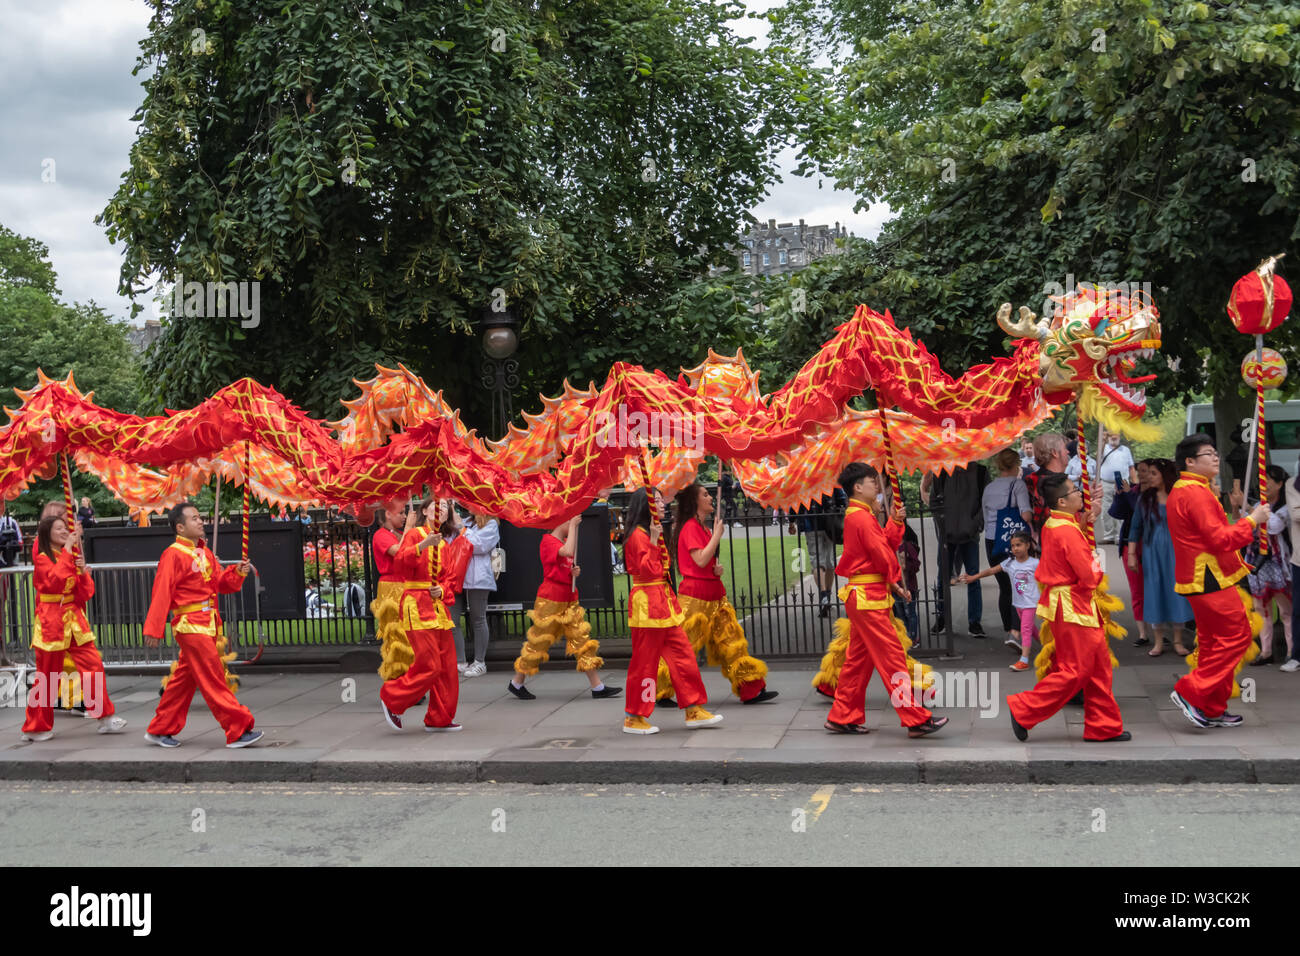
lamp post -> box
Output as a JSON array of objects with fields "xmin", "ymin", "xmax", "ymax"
[{"xmin": 479, "ymin": 306, "xmax": 520, "ymax": 439}]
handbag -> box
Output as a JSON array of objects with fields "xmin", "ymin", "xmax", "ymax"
[
  {"xmin": 490, "ymin": 546, "xmax": 506, "ymax": 579},
  {"xmin": 993, "ymin": 480, "xmax": 1029, "ymax": 558}
]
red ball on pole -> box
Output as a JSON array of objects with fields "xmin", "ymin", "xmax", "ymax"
[{"xmin": 1227, "ymin": 255, "xmax": 1292, "ymax": 334}]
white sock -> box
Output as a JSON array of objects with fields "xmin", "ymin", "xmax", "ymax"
[
  {"xmin": 510, "ymin": 679, "xmax": 524, "ymax": 689},
  {"xmin": 1019, "ymin": 655, "xmax": 1029, "ymax": 663},
  {"xmin": 591, "ymin": 682, "xmax": 605, "ymax": 692}
]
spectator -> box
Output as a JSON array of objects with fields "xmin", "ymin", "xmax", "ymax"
[
  {"xmin": 957, "ymin": 530, "xmax": 1039, "ymax": 670},
  {"xmin": 438, "ymin": 509, "xmax": 472, "ymax": 675},
  {"xmin": 1128, "ymin": 459, "xmax": 1192, "ymax": 657},
  {"xmin": 1089, "ymin": 432, "xmax": 1138, "ymax": 544},
  {"xmin": 1025, "ymin": 432, "xmax": 1070, "ymax": 539},
  {"xmin": 923, "ymin": 461, "xmax": 990, "ymax": 636},
  {"xmin": 459, "ymin": 507, "xmax": 500, "ymax": 678},
  {"xmin": 1231, "ymin": 466, "xmax": 1293, "ymax": 666},
  {"xmin": 719, "ymin": 472, "xmax": 741, "ymax": 526},
  {"xmin": 895, "ymin": 524, "xmax": 921, "ymax": 642},
  {"xmin": 1284, "ymin": 470, "xmax": 1300, "ymax": 673},
  {"xmin": 788, "ymin": 488, "xmax": 849, "ymax": 618},
  {"xmin": 981, "ymin": 448, "xmax": 1032, "ymax": 642},
  {"xmin": 1020, "ymin": 438, "xmax": 1038, "ymax": 477},
  {"xmin": 1111, "ymin": 460, "xmax": 1155, "ymax": 647},
  {"xmin": 77, "ymin": 496, "xmax": 96, "ymax": 528},
  {"xmin": 0, "ymin": 501, "xmax": 22, "ymax": 666}
]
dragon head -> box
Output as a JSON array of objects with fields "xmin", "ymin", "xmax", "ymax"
[{"xmin": 998, "ymin": 287, "xmax": 1162, "ymax": 439}]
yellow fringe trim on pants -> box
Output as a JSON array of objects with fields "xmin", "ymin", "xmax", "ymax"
[
  {"xmin": 159, "ymin": 626, "xmax": 241, "ymax": 694},
  {"xmin": 811, "ymin": 614, "xmax": 934, "ymax": 691},
  {"xmin": 655, "ymin": 596, "xmax": 768, "ymax": 700},
  {"xmin": 1183, "ymin": 587, "xmax": 1262, "ymax": 700},
  {"xmin": 372, "ymin": 580, "xmax": 415, "ymax": 681},
  {"xmin": 514, "ymin": 598, "xmax": 602, "ymax": 675},
  {"xmin": 1034, "ymin": 574, "xmax": 1125, "ymax": 680}
]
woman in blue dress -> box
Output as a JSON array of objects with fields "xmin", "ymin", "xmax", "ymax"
[{"xmin": 1127, "ymin": 459, "xmax": 1193, "ymax": 656}]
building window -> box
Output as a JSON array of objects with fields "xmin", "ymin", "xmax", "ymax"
[
  {"xmin": 765, "ymin": 239, "xmax": 771, "ymax": 247},
  {"xmin": 778, "ymin": 250, "xmax": 787, "ymax": 264},
  {"xmin": 743, "ymin": 253, "xmax": 751, "ymax": 267},
  {"xmin": 762, "ymin": 253, "xmax": 770, "ymax": 266}
]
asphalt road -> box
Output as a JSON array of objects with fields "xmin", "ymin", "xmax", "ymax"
[{"xmin": 0, "ymin": 782, "xmax": 1293, "ymax": 866}]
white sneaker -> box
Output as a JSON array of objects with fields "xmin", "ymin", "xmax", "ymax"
[
  {"xmin": 1281, "ymin": 660, "xmax": 1300, "ymax": 673},
  {"xmin": 20, "ymin": 730, "xmax": 55, "ymax": 742},
  {"xmin": 463, "ymin": 661, "xmax": 487, "ymax": 678},
  {"xmin": 96, "ymin": 716, "xmax": 128, "ymax": 734},
  {"xmin": 457, "ymin": 662, "xmax": 468, "ymax": 675}
]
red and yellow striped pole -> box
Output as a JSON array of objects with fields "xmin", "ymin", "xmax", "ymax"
[
  {"xmin": 1255, "ymin": 341, "xmax": 1269, "ymax": 556},
  {"xmin": 634, "ymin": 443, "xmax": 671, "ymax": 583},
  {"xmin": 61, "ymin": 452, "xmax": 78, "ymax": 558},
  {"xmin": 1077, "ymin": 415, "xmax": 1094, "ymax": 549},
  {"xmin": 242, "ymin": 442, "xmax": 251, "ymax": 563},
  {"xmin": 876, "ymin": 407, "xmax": 904, "ymax": 509}
]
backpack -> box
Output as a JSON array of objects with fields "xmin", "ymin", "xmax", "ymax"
[{"xmin": 0, "ymin": 517, "xmax": 19, "ymax": 564}]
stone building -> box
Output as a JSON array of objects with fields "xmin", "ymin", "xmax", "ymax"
[{"xmin": 733, "ymin": 218, "xmax": 848, "ymax": 276}]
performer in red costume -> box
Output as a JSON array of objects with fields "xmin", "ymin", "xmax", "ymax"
[
  {"xmin": 653, "ymin": 482, "xmax": 777, "ymax": 705},
  {"xmin": 621, "ymin": 487, "xmax": 723, "ymax": 735},
  {"xmin": 1007, "ymin": 474, "xmax": 1128, "ymax": 742},
  {"xmin": 826, "ymin": 462, "xmax": 947, "ymax": 737},
  {"xmin": 1167, "ymin": 433, "xmax": 1269, "ymax": 728},
  {"xmin": 20, "ymin": 515, "xmax": 127, "ymax": 740},
  {"xmin": 379, "ymin": 496, "xmax": 462, "ymax": 732},
  {"xmin": 371, "ymin": 497, "xmax": 405, "ymax": 584},
  {"xmin": 144, "ymin": 502, "xmax": 261, "ymax": 748}
]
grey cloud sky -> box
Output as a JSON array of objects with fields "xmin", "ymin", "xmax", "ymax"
[{"xmin": 0, "ymin": 0, "xmax": 886, "ymax": 325}]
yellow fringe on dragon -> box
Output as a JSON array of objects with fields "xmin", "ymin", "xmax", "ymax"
[
  {"xmin": 1182, "ymin": 588, "xmax": 1262, "ymax": 700},
  {"xmin": 654, "ymin": 596, "xmax": 768, "ymax": 700},
  {"xmin": 812, "ymin": 613, "xmax": 934, "ymax": 693},
  {"xmin": 515, "ymin": 597, "xmax": 602, "ymax": 675},
  {"xmin": 372, "ymin": 580, "xmax": 415, "ymax": 680},
  {"xmin": 1034, "ymin": 574, "xmax": 1126, "ymax": 679}
]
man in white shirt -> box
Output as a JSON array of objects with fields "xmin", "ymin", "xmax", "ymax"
[{"xmin": 1088, "ymin": 433, "xmax": 1138, "ymax": 544}]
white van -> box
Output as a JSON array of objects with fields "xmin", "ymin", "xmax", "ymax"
[{"xmin": 1184, "ymin": 402, "xmax": 1300, "ymax": 480}]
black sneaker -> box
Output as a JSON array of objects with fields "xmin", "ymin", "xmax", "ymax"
[
  {"xmin": 743, "ymin": 689, "xmax": 780, "ymax": 705},
  {"xmin": 591, "ymin": 684, "xmax": 622, "ymax": 699},
  {"xmin": 1207, "ymin": 711, "xmax": 1244, "ymax": 728},
  {"xmin": 657, "ymin": 697, "xmax": 677, "ymax": 708},
  {"xmin": 380, "ymin": 699, "xmax": 402, "ymax": 730},
  {"xmin": 1085, "ymin": 731, "xmax": 1132, "ymax": 742},
  {"xmin": 507, "ymin": 681, "xmax": 536, "ymax": 700},
  {"xmin": 907, "ymin": 716, "xmax": 949, "ymax": 738},
  {"xmin": 932, "ymin": 616, "xmax": 946, "ymax": 634},
  {"xmin": 968, "ymin": 622, "xmax": 986, "ymax": 637},
  {"xmin": 1010, "ymin": 711, "xmax": 1028, "ymax": 742}
]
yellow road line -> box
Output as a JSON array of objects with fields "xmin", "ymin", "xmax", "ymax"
[{"xmin": 806, "ymin": 785, "xmax": 836, "ymax": 824}]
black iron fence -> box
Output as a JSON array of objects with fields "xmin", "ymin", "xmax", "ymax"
[{"xmin": 0, "ymin": 493, "xmax": 968, "ymax": 666}]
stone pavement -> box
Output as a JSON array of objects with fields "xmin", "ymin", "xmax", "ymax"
[{"xmin": 2, "ymin": 634, "xmax": 1297, "ymax": 784}]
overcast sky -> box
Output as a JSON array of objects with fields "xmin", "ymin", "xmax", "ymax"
[{"xmin": 0, "ymin": 0, "xmax": 888, "ymax": 325}]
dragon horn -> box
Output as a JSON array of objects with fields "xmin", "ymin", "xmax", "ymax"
[{"xmin": 996, "ymin": 303, "xmax": 1047, "ymax": 340}]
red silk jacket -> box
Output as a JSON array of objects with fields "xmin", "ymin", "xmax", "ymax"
[
  {"xmin": 1167, "ymin": 471, "xmax": 1255, "ymax": 595},
  {"xmin": 834, "ymin": 500, "xmax": 903, "ymax": 610},
  {"xmin": 1036, "ymin": 511, "xmax": 1102, "ymax": 627}
]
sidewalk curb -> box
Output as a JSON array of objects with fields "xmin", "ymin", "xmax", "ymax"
[{"xmin": 4, "ymin": 755, "xmax": 1298, "ymax": 785}]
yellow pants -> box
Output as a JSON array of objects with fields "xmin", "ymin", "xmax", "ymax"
[
  {"xmin": 515, "ymin": 598, "xmax": 602, "ymax": 674},
  {"xmin": 656, "ymin": 596, "xmax": 767, "ymax": 700}
]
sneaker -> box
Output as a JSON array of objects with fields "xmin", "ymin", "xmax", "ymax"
[
  {"xmin": 226, "ymin": 729, "xmax": 264, "ymax": 749},
  {"xmin": 380, "ymin": 699, "xmax": 403, "ymax": 731},
  {"xmin": 684, "ymin": 705, "xmax": 723, "ymax": 728},
  {"xmin": 507, "ymin": 681, "xmax": 535, "ymax": 700},
  {"xmin": 96, "ymin": 716, "xmax": 128, "ymax": 734},
  {"xmin": 1282, "ymin": 660, "xmax": 1300, "ymax": 673},
  {"xmin": 144, "ymin": 732, "xmax": 179, "ymax": 748},
  {"xmin": 591, "ymin": 684, "xmax": 623, "ymax": 699},
  {"xmin": 1003, "ymin": 637, "xmax": 1022, "ymax": 652},
  {"xmin": 743, "ymin": 689, "xmax": 780, "ymax": 705},
  {"xmin": 457, "ymin": 662, "xmax": 468, "ymax": 675},
  {"xmin": 932, "ymin": 616, "xmax": 946, "ymax": 634},
  {"xmin": 907, "ymin": 716, "xmax": 949, "ymax": 738},
  {"xmin": 1009, "ymin": 711, "xmax": 1028, "ymax": 742},
  {"xmin": 424, "ymin": 723, "xmax": 463, "ymax": 732},
  {"xmin": 1249, "ymin": 654, "xmax": 1274, "ymax": 667},
  {"xmin": 1207, "ymin": 712, "xmax": 1244, "ymax": 728},
  {"xmin": 623, "ymin": 715, "xmax": 660, "ymax": 735},
  {"xmin": 968, "ymin": 622, "xmax": 986, "ymax": 637},
  {"xmin": 1009, "ymin": 660, "xmax": 1031, "ymax": 672},
  {"xmin": 463, "ymin": 661, "xmax": 487, "ymax": 678},
  {"xmin": 1170, "ymin": 689, "xmax": 1211, "ymax": 729},
  {"xmin": 20, "ymin": 730, "xmax": 55, "ymax": 742}
]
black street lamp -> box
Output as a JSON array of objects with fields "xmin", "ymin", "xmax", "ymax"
[{"xmin": 479, "ymin": 306, "xmax": 520, "ymax": 439}]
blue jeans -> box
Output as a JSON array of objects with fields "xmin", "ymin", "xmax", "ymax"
[
  {"xmin": 936, "ymin": 538, "xmax": 982, "ymax": 626},
  {"xmin": 894, "ymin": 597, "xmax": 919, "ymax": 641}
]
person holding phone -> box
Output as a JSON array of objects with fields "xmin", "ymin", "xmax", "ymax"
[{"xmin": 1089, "ymin": 433, "xmax": 1137, "ymax": 545}]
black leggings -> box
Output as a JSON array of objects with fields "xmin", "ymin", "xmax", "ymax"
[{"xmin": 985, "ymin": 538, "xmax": 1017, "ymax": 632}]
